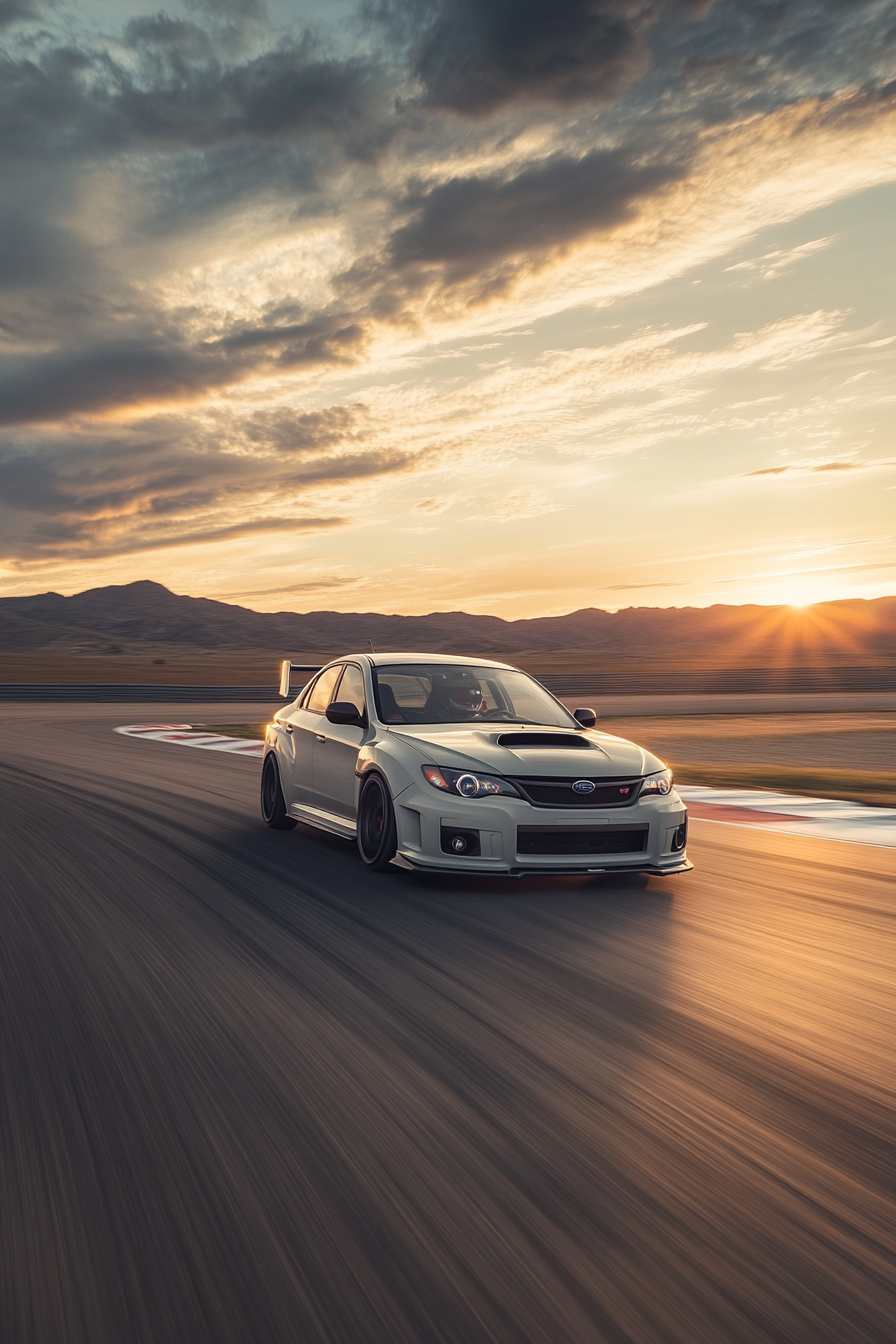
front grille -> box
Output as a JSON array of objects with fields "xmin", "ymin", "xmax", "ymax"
[
  {"xmin": 508, "ymin": 775, "xmax": 642, "ymax": 807},
  {"xmin": 517, "ymin": 826, "xmax": 648, "ymax": 856}
]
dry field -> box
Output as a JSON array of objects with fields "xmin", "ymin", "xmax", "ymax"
[
  {"xmin": 600, "ymin": 713, "xmax": 894, "ymax": 806},
  {"xmin": 0, "ymin": 651, "xmax": 313, "ymax": 685},
  {"xmin": 5, "ymin": 648, "xmax": 887, "ymax": 686}
]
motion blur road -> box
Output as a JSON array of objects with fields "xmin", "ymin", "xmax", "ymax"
[{"xmin": 3, "ymin": 705, "xmax": 894, "ymax": 1344}]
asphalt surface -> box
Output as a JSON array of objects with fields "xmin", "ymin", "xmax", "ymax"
[{"xmin": 3, "ymin": 704, "xmax": 894, "ymax": 1344}]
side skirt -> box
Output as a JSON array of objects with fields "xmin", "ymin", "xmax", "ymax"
[{"xmin": 288, "ymin": 802, "xmax": 357, "ymax": 840}]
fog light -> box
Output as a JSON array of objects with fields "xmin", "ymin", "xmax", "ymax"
[
  {"xmin": 440, "ymin": 826, "xmax": 481, "ymax": 857},
  {"xmin": 671, "ymin": 817, "xmax": 688, "ymax": 852}
]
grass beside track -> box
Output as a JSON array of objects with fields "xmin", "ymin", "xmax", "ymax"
[
  {"xmin": 670, "ymin": 764, "xmax": 894, "ymax": 808},
  {"xmin": 196, "ymin": 724, "xmax": 894, "ymax": 807}
]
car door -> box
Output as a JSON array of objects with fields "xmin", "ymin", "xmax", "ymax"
[
  {"xmin": 282, "ymin": 664, "xmax": 343, "ymax": 808},
  {"xmin": 312, "ymin": 662, "xmax": 368, "ymax": 820}
]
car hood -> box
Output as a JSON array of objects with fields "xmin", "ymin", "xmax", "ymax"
[{"xmin": 387, "ymin": 723, "xmax": 664, "ymax": 777}]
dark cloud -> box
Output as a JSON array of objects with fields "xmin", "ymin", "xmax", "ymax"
[
  {"xmin": 386, "ymin": 148, "xmax": 685, "ymax": 279},
  {"xmin": 0, "ymin": 338, "xmax": 249, "ymax": 426},
  {"xmin": 0, "ymin": 1, "xmax": 40, "ymax": 26},
  {"xmin": 0, "ymin": 29, "xmax": 391, "ymax": 165},
  {"xmin": 0, "ymin": 412, "xmax": 413, "ymax": 560},
  {"xmin": 0, "ymin": 213, "xmax": 89, "ymax": 291},
  {"xmin": 372, "ymin": 0, "xmax": 714, "ymax": 115},
  {"xmin": 0, "ymin": 318, "xmax": 371, "ymax": 426},
  {"xmin": 659, "ymin": 0, "xmax": 895, "ymax": 125},
  {"xmin": 110, "ymin": 45, "xmax": 388, "ymax": 152},
  {"xmin": 219, "ymin": 315, "xmax": 369, "ymax": 366},
  {"xmin": 184, "ymin": 0, "xmax": 269, "ymax": 19}
]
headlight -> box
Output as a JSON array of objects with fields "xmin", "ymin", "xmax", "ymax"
[
  {"xmin": 422, "ymin": 765, "xmax": 520, "ymax": 799},
  {"xmin": 640, "ymin": 768, "xmax": 673, "ymax": 796}
]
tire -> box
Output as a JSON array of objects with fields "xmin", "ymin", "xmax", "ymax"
[
  {"xmin": 356, "ymin": 773, "xmax": 397, "ymax": 871},
  {"xmin": 261, "ymin": 753, "xmax": 297, "ymax": 830}
]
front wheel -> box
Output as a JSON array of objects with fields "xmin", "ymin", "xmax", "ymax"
[
  {"xmin": 261, "ymin": 753, "xmax": 297, "ymax": 830},
  {"xmin": 357, "ymin": 773, "xmax": 397, "ymax": 871}
]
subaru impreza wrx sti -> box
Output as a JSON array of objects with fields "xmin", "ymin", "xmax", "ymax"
[{"xmin": 261, "ymin": 654, "xmax": 692, "ymax": 878}]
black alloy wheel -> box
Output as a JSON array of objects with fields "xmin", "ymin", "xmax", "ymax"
[
  {"xmin": 260, "ymin": 753, "xmax": 297, "ymax": 830},
  {"xmin": 357, "ymin": 773, "xmax": 398, "ymax": 871}
]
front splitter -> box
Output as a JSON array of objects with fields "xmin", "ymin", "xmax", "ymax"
[{"xmin": 390, "ymin": 853, "xmax": 693, "ymax": 878}]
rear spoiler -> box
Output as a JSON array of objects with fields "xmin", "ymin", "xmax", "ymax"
[{"xmin": 279, "ymin": 661, "xmax": 322, "ymax": 698}]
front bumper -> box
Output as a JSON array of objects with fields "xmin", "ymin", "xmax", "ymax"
[{"xmin": 389, "ymin": 783, "xmax": 692, "ymax": 877}]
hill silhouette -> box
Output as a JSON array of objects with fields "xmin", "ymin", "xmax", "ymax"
[{"xmin": 1, "ymin": 581, "xmax": 893, "ymax": 669}]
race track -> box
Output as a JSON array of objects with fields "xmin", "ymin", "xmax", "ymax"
[{"xmin": 2, "ymin": 704, "xmax": 894, "ymax": 1344}]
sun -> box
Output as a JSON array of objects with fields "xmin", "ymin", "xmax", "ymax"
[{"xmin": 763, "ymin": 576, "xmax": 829, "ymax": 610}]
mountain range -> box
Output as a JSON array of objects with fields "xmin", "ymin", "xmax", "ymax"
[{"xmin": 1, "ymin": 582, "xmax": 893, "ymax": 667}]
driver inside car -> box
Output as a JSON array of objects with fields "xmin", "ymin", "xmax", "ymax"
[{"xmin": 424, "ymin": 672, "xmax": 488, "ymax": 721}]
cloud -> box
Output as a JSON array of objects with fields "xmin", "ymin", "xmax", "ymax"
[
  {"xmin": 0, "ymin": 338, "xmax": 249, "ymax": 427},
  {"xmin": 0, "ymin": 408, "xmax": 415, "ymax": 561},
  {"xmin": 92, "ymin": 514, "xmax": 347, "ymax": 558},
  {"xmin": 0, "ymin": 0, "xmax": 893, "ymax": 592},
  {"xmin": 0, "ymin": 320, "xmax": 370, "ymax": 427},
  {"xmin": 0, "ymin": 2, "xmax": 40, "ymax": 27},
  {"xmin": 744, "ymin": 457, "xmax": 896, "ymax": 478},
  {"xmin": 724, "ymin": 236, "xmax": 833, "ymax": 280},
  {"xmin": 378, "ymin": 0, "xmax": 714, "ymax": 116},
  {"xmin": 719, "ymin": 559, "xmax": 896, "ymax": 583},
  {"xmin": 0, "ymin": 26, "xmax": 391, "ymax": 160},
  {"xmin": 218, "ymin": 575, "xmax": 364, "ymax": 600},
  {"xmin": 386, "ymin": 148, "xmax": 687, "ymax": 281},
  {"xmin": 240, "ymin": 405, "xmax": 367, "ymax": 452},
  {"xmin": 467, "ymin": 487, "xmax": 561, "ymax": 521}
]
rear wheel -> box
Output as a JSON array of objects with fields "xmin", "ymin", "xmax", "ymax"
[
  {"xmin": 357, "ymin": 773, "xmax": 397, "ymax": 871},
  {"xmin": 261, "ymin": 753, "xmax": 296, "ymax": 830}
]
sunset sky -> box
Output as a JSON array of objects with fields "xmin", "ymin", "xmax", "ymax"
[{"xmin": 0, "ymin": 0, "xmax": 894, "ymax": 616}]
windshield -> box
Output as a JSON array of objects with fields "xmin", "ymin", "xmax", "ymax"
[{"xmin": 372, "ymin": 664, "xmax": 577, "ymax": 727}]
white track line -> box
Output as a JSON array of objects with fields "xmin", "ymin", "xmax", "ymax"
[{"xmin": 114, "ymin": 725, "xmax": 894, "ymax": 848}]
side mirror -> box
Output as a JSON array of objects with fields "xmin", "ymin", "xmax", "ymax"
[
  {"xmin": 326, "ymin": 701, "xmax": 362, "ymax": 726},
  {"xmin": 573, "ymin": 707, "xmax": 596, "ymax": 728}
]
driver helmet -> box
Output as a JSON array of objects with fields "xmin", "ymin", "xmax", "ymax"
[{"xmin": 438, "ymin": 670, "xmax": 484, "ymax": 715}]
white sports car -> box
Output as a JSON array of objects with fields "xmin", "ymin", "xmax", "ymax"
[{"xmin": 261, "ymin": 654, "xmax": 692, "ymax": 878}]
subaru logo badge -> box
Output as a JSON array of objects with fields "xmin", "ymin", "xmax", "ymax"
[{"xmin": 572, "ymin": 780, "xmax": 595, "ymax": 794}]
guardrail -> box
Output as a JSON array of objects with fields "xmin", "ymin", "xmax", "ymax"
[
  {"xmin": 0, "ymin": 684, "xmax": 282, "ymax": 702},
  {"xmin": 0, "ymin": 666, "xmax": 890, "ymax": 701}
]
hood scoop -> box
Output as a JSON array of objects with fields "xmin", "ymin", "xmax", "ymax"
[{"xmin": 496, "ymin": 733, "xmax": 592, "ymax": 750}]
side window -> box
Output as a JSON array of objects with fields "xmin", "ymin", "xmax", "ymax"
[
  {"xmin": 305, "ymin": 665, "xmax": 342, "ymax": 714},
  {"xmin": 337, "ymin": 664, "xmax": 366, "ymax": 713}
]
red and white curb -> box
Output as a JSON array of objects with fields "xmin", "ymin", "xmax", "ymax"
[
  {"xmin": 677, "ymin": 785, "xmax": 894, "ymax": 848},
  {"xmin": 114, "ymin": 726, "xmax": 894, "ymax": 848},
  {"xmin": 114, "ymin": 723, "xmax": 264, "ymax": 757}
]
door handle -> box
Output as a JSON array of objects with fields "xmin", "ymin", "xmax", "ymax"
[{"xmin": 316, "ymin": 734, "xmax": 326, "ymax": 743}]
